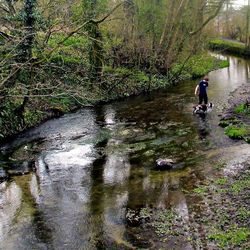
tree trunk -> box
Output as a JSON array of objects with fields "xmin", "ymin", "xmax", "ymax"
[
  {"xmin": 83, "ymin": 0, "xmax": 104, "ymax": 79},
  {"xmin": 246, "ymin": 0, "xmax": 250, "ymax": 48},
  {"xmin": 18, "ymin": 0, "xmax": 37, "ymax": 62}
]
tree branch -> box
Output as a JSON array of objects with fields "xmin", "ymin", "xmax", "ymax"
[
  {"xmin": 94, "ymin": 2, "xmax": 124, "ymax": 24},
  {"xmin": 190, "ymin": 0, "xmax": 226, "ymax": 36}
]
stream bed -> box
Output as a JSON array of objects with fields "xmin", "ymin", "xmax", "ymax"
[{"xmin": 0, "ymin": 54, "xmax": 250, "ymax": 249}]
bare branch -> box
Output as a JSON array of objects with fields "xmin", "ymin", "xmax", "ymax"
[{"xmin": 190, "ymin": 0, "xmax": 226, "ymax": 36}]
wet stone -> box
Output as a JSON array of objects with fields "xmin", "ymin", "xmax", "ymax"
[{"xmin": 155, "ymin": 158, "xmax": 175, "ymax": 170}]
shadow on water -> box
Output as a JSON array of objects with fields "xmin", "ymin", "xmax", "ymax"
[{"xmin": 1, "ymin": 53, "xmax": 250, "ymax": 249}]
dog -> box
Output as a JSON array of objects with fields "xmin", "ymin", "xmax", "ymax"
[{"xmin": 193, "ymin": 103, "xmax": 213, "ymax": 115}]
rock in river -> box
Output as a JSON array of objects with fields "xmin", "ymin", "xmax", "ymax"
[{"xmin": 155, "ymin": 158, "xmax": 175, "ymax": 170}]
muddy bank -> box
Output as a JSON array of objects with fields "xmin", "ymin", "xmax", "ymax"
[{"xmin": 219, "ymin": 84, "xmax": 250, "ymax": 142}]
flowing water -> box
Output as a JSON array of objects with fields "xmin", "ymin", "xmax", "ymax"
[{"xmin": 0, "ymin": 54, "xmax": 250, "ymax": 249}]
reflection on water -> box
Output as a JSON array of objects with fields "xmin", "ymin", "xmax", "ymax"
[
  {"xmin": 0, "ymin": 182, "xmax": 22, "ymax": 241},
  {"xmin": 1, "ymin": 54, "xmax": 250, "ymax": 249}
]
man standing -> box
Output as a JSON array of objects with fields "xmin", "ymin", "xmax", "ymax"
[{"xmin": 195, "ymin": 76, "xmax": 209, "ymax": 104}]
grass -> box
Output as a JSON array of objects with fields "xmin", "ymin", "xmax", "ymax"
[
  {"xmin": 208, "ymin": 227, "xmax": 250, "ymax": 248},
  {"xmin": 230, "ymin": 177, "xmax": 250, "ymax": 194},
  {"xmin": 45, "ymin": 34, "xmax": 89, "ymax": 65},
  {"xmin": 215, "ymin": 178, "xmax": 227, "ymax": 185},
  {"xmin": 213, "ymin": 161, "xmax": 226, "ymax": 170},
  {"xmin": 236, "ymin": 207, "xmax": 250, "ymax": 222},
  {"xmin": 171, "ymin": 54, "xmax": 229, "ymax": 80},
  {"xmin": 208, "ymin": 38, "xmax": 250, "ymax": 57},
  {"xmin": 234, "ymin": 103, "xmax": 250, "ymax": 115},
  {"xmin": 220, "ymin": 103, "xmax": 250, "ymax": 142},
  {"xmin": 224, "ymin": 125, "xmax": 248, "ymax": 139},
  {"xmin": 152, "ymin": 210, "xmax": 175, "ymax": 236},
  {"xmin": 193, "ymin": 186, "xmax": 208, "ymax": 194}
]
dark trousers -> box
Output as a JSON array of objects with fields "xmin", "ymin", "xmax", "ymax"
[{"xmin": 199, "ymin": 93, "xmax": 208, "ymax": 104}]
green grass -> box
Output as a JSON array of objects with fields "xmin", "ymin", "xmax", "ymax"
[
  {"xmin": 234, "ymin": 103, "xmax": 250, "ymax": 115},
  {"xmin": 224, "ymin": 125, "xmax": 248, "ymax": 139},
  {"xmin": 193, "ymin": 186, "xmax": 208, "ymax": 194},
  {"xmin": 171, "ymin": 54, "xmax": 229, "ymax": 79},
  {"xmin": 208, "ymin": 227, "xmax": 250, "ymax": 248},
  {"xmin": 215, "ymin": 178, "xmax": 227, "ymax": 185},
  {"xmin": 234, "ymin": 103, "xmax": 246, "ymax": 113},
  {"xmin": 209, "ymin": 38, "xmax": 250, "ymax": 57},
  {"xmin": 152, "ymin": 210, "xmax": 175, "ymax": 236},
  {"xmin": 236, "ymin": 207, "xmax": 250, "ymax": 222},
  {"xmin": 231, "ymin": 177, "xmax": 250, "ymax": 194},
  {"xmin": 44, "ymin": 34, "xmax": 89, "ymax": 65}
]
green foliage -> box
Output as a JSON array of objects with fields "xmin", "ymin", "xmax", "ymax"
[
  {"xmin": 231, "ymin": 177, "xmax": 250, "ymax": 194},
  {"xmin": 48, "ymin": 34, "xmax": 88, "ymax": 48},
  {"xmin": 193, "ymin": 186, "xmax": 208, "ymax": 194},
  {"xmin": 234, "ymin": 103, "xmax": 250, "ymax": 115},
  {"xmin": 46, "ymin": 34, "xmax": 89, "ymax": 66},
  {"xmin": 104, "ymin": 66, "xmax": 149, "ymax": 83},
  {"xmin": 152, "ymin": 210, "xmax": 175, "ymax": 236},
  {"xmin": 139, "ymin": 207, "xmax": 151, "ymax": 219},
  {"xmin": 48, "ymin": 96, "xmax": 75, "ymax": 112},
  {"xmin": 0, "ymin": 100, "xmax": 23, "ymax": 137},
  {"xmin": 236, "ymin": 207, "xmax": 250, "ymax": 222},
  {"xmin": 224, "ymin": 125, "xmax": 248, "ymax": 139},
  {"xmin": 208, "ymin": 227, "xmax": 250, "ymax": 248},
  {"xmin": 234, "ymin": 103, "xmax": 246, "ymax": 113},
  {"xmin": 215, "ymin": 178, "xmax": 227, "ymax": 185},
  {"xmin": 209, "ymin": 39, "xmax": 250, "ymax": 57},
  {"xmin": 24, "ymin": 109, "xmax": 44, "ymax": 125},
  {"xmin": 171, "ymin": 54, "xmax": 229, "ymax": 80},
  {"xmin": 213, "ymin": 161, "xmax": 226, "ymax": 170}
]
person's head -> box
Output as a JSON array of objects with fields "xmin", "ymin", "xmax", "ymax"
[{"xmin": 204, "ymin": 76, "xmax": 209, "ymax": 81}]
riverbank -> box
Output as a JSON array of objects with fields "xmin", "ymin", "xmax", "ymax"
[
  {"xmin": 125, "ymin": 152, "xmax": 250, "ymax": 249},
  {"xmin": 0, "ymin": 53, "xmax": 228, "ymax": 141},
  {"xmin": 209, "ymin": 38, "xmax": 250, "ymax": 57},
  {"xmin": 219, "ymin": 84, "xmax": 250, "ymax": 143}
]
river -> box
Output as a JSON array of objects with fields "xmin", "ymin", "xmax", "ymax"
[{"xmin": 0, "ymin": 54, "xmax": 250, "ymax": 249}]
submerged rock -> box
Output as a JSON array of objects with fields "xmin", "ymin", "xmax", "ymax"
[
  {"xmin": 155, "ymin": 158, "xmax": 175, "ymax": 170},
  {"xmin": 6, "ymin": 160, "xmax": 35, "ymax": 176}
]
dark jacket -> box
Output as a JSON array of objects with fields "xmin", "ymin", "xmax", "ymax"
[{"xmin": 199, "ymin": 80, "xmax": 208, "ymax": 95}]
